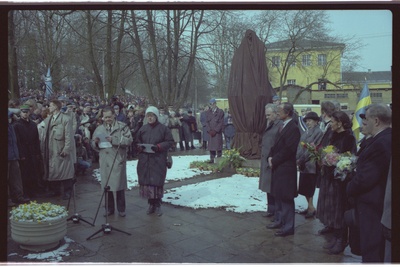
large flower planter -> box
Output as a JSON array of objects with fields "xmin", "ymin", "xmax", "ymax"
[{"xmin": 10, "ymin": 215, "xmax": 67, "ymax": 252}]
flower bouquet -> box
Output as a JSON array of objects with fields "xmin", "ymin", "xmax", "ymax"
[
  {"xmin": 334, "ymin": 152, "xmax": 357, "ymax": 181},
  {"xmin": 9, "ymin": 201, "xmax": 68, "ymax": 223},
  {"xmin": 321, "ymin": 145, "xmax": 341, "ymax": 166},
  {"xmin": 300, "ymin": 142, "xmax": 322, "ymax": 163}
]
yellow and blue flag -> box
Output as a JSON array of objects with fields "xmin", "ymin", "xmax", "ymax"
[{"xmin": 352, "ymin": 82, "xmax": 372, "ymax": 141}]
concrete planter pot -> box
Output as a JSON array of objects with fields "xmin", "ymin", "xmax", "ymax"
[{"xmin": 10, "ymin": 216, "xmax": 67, "ymax": 252}]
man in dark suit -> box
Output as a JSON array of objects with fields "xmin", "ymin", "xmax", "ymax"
[
  {"xmin": 267, "ymin": 102, "xmax": 300, "ymax": 237},
  {"xmin": 347, "ymin": 103, "xmax": 391, "ymax": 262}
]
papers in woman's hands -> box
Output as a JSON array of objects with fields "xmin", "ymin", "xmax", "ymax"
[
  {"xmin": 96, "ymin": 132, "xmax": 112, "ymax": 148},
  {"xmin": 138, "ymin": 143, "xmax": 155, "ymax": 153}
]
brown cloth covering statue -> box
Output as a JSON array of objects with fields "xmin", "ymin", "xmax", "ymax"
[{"xmin": 228, "ymin": 29, "xmax": 275, "ymax": 159}]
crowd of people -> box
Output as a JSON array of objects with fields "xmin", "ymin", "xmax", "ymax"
[
  {"xmin": 258, "ymin": 97, "xmax": 392, "ymax": 263},
  {"xmin": 7, "ymin": 91, "xmax": 235, "ymax": 216},
  {"xmin": 8, "ymin": 89, "xmax": 391, "ymax": 263}
]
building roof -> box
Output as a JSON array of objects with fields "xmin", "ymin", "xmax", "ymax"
[
  {"xmin": 342, "ymin": 71, "xmax": 392, "ymax": 83},
  {"xmin": 266, "ymin": 39, "xmax": 345, "ymax": 52}
]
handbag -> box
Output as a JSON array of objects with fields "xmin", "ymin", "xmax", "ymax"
[{"xmin": 166, "ymin": 154, "xmax": 173, "ymax": 169}]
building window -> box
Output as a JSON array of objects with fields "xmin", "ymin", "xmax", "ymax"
[
  {"xmin": 336, "ymin": 93, "xmax": 348, "ymax": 98},
  {"xmin": 302, "ymin": 54, "xmax": 311, "ymax": 66},
  {"xmin": 287, "ymin": 79, "xmax": 296, "ymax": 85},
  {"xmin": 324, "ymin": 93, "xmax": 336, "ymax": 99},
  {"xmin": 318, "ymin": 54, "xmax": 327, "ymax": 66},
  {"xmin": 272, "ymin": 56, "xmax": 281, "ymax": 67},
  {"xmin": 371, "ymin": 92, "xmax": 383, "ymax": 98},
  {"xmin": 288, "ymin": 55, "xmax": 296, "ymax": 67}
]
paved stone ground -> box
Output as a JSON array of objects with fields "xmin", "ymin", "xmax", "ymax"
[{"xmin": 7, "ymin": 149, "xmax": 362, "ymax": 263}]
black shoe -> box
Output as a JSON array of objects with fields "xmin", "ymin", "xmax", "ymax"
[
  {"xmin": 318, "ymin": 226, "xmax": 334, "ymax": 235},
  {"xmin": 191, "ymin": 146, "xmax": 196, "ymax": 149},
  {"xmin": 118, "ymin": 211, "xmax": 126, "ymax": 217},
  {"xmin": 266, "ymin": 223, "xmax": 282, "ymax": 229},
  {"xmin": 147, "ymin": 205, "xmax": 156, "ymax": 215},
  {"xmin": 103, "ymin": 211, "xmax": 114, "ymax": 217},
  {"xmin": 275, "ymin": 229, "xmax": 294, "ymax": 237},
  {"xmin": 62, "ymin": 193, "xmax": 71, "ymax": 200},
  {"xmin": 208, "ymin": 159, "xmax": 214, "ymax": 164}
]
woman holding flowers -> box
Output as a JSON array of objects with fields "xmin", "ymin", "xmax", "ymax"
[
  {"xmin": 296, "ymin": 112, "xmax": 323, "ymax": 218},
  {"xmin": 316, "ymin": 111, "xmax": 356, "ymax": 255}
]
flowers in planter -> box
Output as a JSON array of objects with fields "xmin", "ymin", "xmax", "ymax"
[
  {"xmin": 217, "ymin": 148, "xmax": 246, "ymax": 169},
  {"xmin": 9, "ymin": 201, "xmax": 68, "ymax": 223}
]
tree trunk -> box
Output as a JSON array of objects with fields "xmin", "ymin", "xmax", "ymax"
[{"xmin": 8, "ymin": 10, "xmax": 20, "ymax": 99}]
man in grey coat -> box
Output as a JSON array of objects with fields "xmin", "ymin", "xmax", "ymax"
[
  {"xmin": 206, "ymin": 98, "xmax": 225, "ymax": 163},
  {"xmin": 92, "ymin": 106, "xmax": 133, "ymax": 217},
  {"xmin": 42, "ymin": 100, "xmax": 75, "ymax": 200},
  {"xmin": 259, "ymin": 103, "xmax": 282, "ymax": 218}
]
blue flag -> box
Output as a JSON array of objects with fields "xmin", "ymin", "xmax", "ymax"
[{"xmin": 352, "ymin": 82, "xmax": 371, "ymax": 141}]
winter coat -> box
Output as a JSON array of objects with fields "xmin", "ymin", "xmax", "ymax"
[
  {"xmin": 8, "ymin": 123, "xmax": 19, "ymax": 161},
  {"xmin": 223, "ymin": 115, "xmax": 235, "ymax": 138},
  {"xmin": 168, "ymin": 116, "xmax": 181, "ymax": 143},
  {"xmin": 136, "ymin": 121, "xmax": 174, "ymax": 187},
  {"xmin": 200, "ymin": 111, "xmax": 210, "ymax": 142},
  {"xmin": 347, "ymin": 128, "xmax": 391, "ymax": 262},
  {"xmin": 206, "ymin": 107, "xmax": 224, "ymax": 151},
  {"xmin": 296, "ymin": 125, "xmax": 323, "ymax": 174},
  {"xmin": 269, "ymin": 120, "xmax": 301, "ymax": 200},
  {"xmin": 13, "ymin": 118, "xmax": 41, "ymax": 159},
  {"xmin": 259, "ymin": 119, "xmax": 282, "ymax": 193},
  {"xmin": 41, "ymin": 112, "xmax": 75, "ymax": 181},
  {"xmin": 317, "ymin": 130, "xmax": 357, "ymax": 229},
  {"xmin": 91, "ymin": 120, "xmax": 133, "ymax": 191},
  {"xmin": 179, "ymin": 114, "xmax": 192, "ymax": 142}
]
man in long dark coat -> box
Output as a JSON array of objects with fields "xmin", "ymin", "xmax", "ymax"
[
  {"xmin": 346, "ymin": 103, "xmax": 392, "ymax": 262},
  {"xmin": 267, "ymin": 102, "xmax": 300, "ymax": 237},
  {"xmin": 206, "ymin": 98, "xmax": 225, "ymax": 163},
  {"xmin": 13, "ymin": 104, "xmax": 43, "ymax": 198}
]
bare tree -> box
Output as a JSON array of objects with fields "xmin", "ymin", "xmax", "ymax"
[
  {"xmin": 129, "ymin": 10, "xmax": 209, "ymax": 108},
  {"xmin": 8, "ymin": 10, "xmax": 19, "ymax": 99}
]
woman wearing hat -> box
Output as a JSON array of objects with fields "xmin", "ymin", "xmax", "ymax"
[
  {"xmin": 136, "ymin": 106, "xmax": 174, "ymax": 216},
  {"xmin": 296, "ymin": 111, "xmax": 323, "ymax": 218}
]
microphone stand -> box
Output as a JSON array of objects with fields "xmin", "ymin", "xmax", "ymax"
[
  {"xmin": 87, "ymin": 126, "xmax": 131, "ymax": 240},
  {"xmin": 67, "ymin": 177, "xmax": 94, "ymax": 226}
]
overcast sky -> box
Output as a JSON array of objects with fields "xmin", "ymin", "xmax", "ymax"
[{"xmin": 326, "ymin": 10, "xmax": 392, "ymax": 72}]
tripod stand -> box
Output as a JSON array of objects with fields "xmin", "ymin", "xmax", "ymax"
[
  {"xmin": 86, "ymin": 130, "xmax": 131, "ymax": 240},
  {"xmin": 67, "ymin": 178, "xmax": 94, "ymax": 226},
  {"xmin": 86, "ymin": 185, "xmax": 131, "ymax": 240}
]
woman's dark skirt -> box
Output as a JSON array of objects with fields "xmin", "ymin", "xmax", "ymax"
[{"xmin": 298, "ymin": 173, "xmax": 317, "ymax": 197}]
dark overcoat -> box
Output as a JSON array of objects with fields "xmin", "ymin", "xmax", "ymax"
[
  {"xmin": 136, "ymin": 121, "xmax": 174, "ymax": 187},
  {"xmin": 259, "ymin": 119, "xmax": 282, "ymax": 193},
  {"xmin": 200, "ymin": 111, "xmax": 210, "ymax": 142},
  {"xmin": 317, "ymin": 130, "xmax": 356, "ymax": 228},
  {"xmin": 347, "ymin": 127, "xmax": 391, "ymax": 262},
  {"xmin": 206, "ymin": 107, "xmax": 225, "ymax": 151},
  {"xmin": 269, "ymin": 120, "xmax": 301, "ymax": 200}
]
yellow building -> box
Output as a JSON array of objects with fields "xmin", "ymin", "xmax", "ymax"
[
  {"xmin": 266, "ymin": 39, "xmax": 345, "ymax": 91},
  {"xmin": 266, "ymin": 39, "xmax": 392, "ymax": 111}
]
